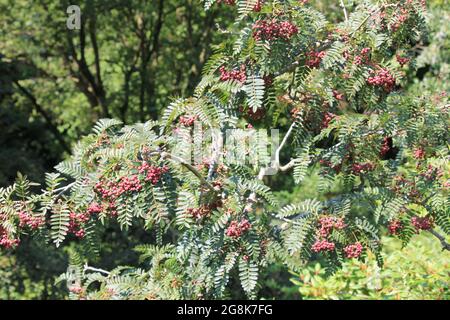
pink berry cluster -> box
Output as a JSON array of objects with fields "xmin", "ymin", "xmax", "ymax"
[
  {"xmin": 380, "ymin": 137, "xmax": 393, "ymax": 157},
  {"xmin": 343, "ymin": 242, "xmax": 363, "ymax": 258},
  {"xmin": 217, "ymin": 0, "xmax": 264, "ymax": 12},
  {"xmin": 413, "ymin": 147, "xmax": 425, "ymax": 160},
  {"xmin": 252, "ymin": 0, "xmax": 264, "ymax": 12},
  {"xmin": 367, "ymin": 68, "xmax": 396, "ymax": 92},
  {"xmin": 252, "ymin": 19, "xmax": 298, "ymax": 41},
  {"xmin": 321, "ymin": 112, "xmax": 336, "ymax": 129},
  {"xmin": 138, "ymin": 162, "xmax": 169, "ymax": 184},
  {"xmin": 18, "ymin": 211, "xmax": 44, "ymax": 229},
  {"xmin": 354, "ymin": 47, "xmax": 371, "ymax": 65},
  {"xmin": 305, "ymin": 50, "xmax": 326, "ymax": 68},
  {"xmin": 319, "ymin": 159, "xmax": 342, "ymax": 173},
  {"xmin": 69, "ymin": 286, "xmax": 84, "ymax": 295},
  {"xmin": 419, "ymin": 165, "xmax": 443, "ymax": 182},
  {"xmin": 396, "ymin": 54, "xmax": 410, "ymax": 67},
  {"xmin": 411, "ymin": 216, "xmax": 433, "ymax": 232},
  {"xmin": 311, "ymin": 240, "xmax": 335, "ymax": 252},
  {"xmin": 217, "ymin": 0, "xmax": 235, "ymax": 5},
  {"xmin": 225, "ymin": 219, "xmax": 251, "ymax": 238},
  {"xmin": 179, "ymin": 115, "xmax": 198, "ymax": 127},
  {"xmin": 333, "ymin": 90, "xmax": 344, "ymax": 101},
  {"xmin": 0, "ymin": 227, "xmax": 20, "ymax": 249},
  {"xmin": 390, "ymin": 8, "xmax": 409, "ymax": 32},
  {"xmin": 68, "ymin": 210, "xmax": 92, "ymax": 239},
  {"xmin": 186, "ymin": 206, "xmax": 212, "ymax": 220},
  {"xmin": 118, "ymin": 175, "xmax": 142, "ymax": 192},
  {"xmin": 87, "ymin": 202, "xmax": 103, "ymax": 215},
  {"xmin": 219, "ymin": 65, "xmax": 247, "ymax": 83},
  {"xmin": 317, "ymin": 216, "xmax": 346, "ymax": 238},
  {"xmin": 311, "ymin": 216, "xmax": 346, "ymax": 253},
  {"xmin": 95, "ymin": 176, "xmax": 142, "ymax": 200},
  {"xmin": 388, "ymin": 219, "xmax": 403, "ymax": 235},
  {"xmin": 246, "ymin": 107, "xmax": 266, "ymax": 121},
  {"xmin": 351, "ymin": 162, "xmax": 375, "ymax": 175}
]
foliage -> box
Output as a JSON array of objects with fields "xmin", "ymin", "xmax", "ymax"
[{"xmin": 292, "ymin": 234, "xmax": 450, "ymax": 300}]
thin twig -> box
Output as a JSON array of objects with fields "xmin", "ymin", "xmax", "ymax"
[
  {"xmin": 428, "ymin": 229, "xmax": 450, "ymax": 251},
  {"xmin": 160, "ymin": 152, "xmax": 216, "ymax": 192},
  {"xmin": 339, "ymin": 0, "xmax": 348, "ymax": 22}
]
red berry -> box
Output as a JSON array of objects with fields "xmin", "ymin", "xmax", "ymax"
[
  {"xmin": 388, "ymin": 219, "xmax": 403, "ymax": 235},
  {"xmin": 411, "ymin": 216, "xmax": 433, "ymax": 232},
  {"xmin": 311, "ymin": 239, "xmax": 335, "ymax": 252},
  {"xmin": 343, "ymin": 242, "xmax": 363, "ymax": 258}
]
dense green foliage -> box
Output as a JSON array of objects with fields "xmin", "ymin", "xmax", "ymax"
[
  {"xmin": 292, "ymin": 234, "xmax": 449, "ymax": 300},
  {"xmin": 0, "ymin": 0, "xmax": 449, "ymax": 300}
]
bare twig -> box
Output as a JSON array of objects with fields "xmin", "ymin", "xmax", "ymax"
[
  {"xmin": 275, "ymin": 122, "xmax": 296, "ymax": 172},
  {"xmin": 428, "ymin": 229, "xmax": 450, "ymax": 251}
]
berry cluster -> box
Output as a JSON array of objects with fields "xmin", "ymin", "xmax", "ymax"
[
  {"xmin": 68, "ymin": 210, "xmax": 92, "ymax": 239},
  {"xmin": 186, "ymin": 206, "xmax": 212, "ymax": 220},
  {"xmin": 252, "ymin": 0, "xmax": 264, "ymax": 12},
  {"xmin": 69, "ymin": 286, "xmax": 84, "ymax": 295},
  {"xmin": 351, "ymin": 162, "xmax": 375, "ymax": 175},
  {"xmin": 226, "ymin": 219, "xmax": 251, "ymax": 238},
  {"xmin": 411, "ymin": 216, "xmax": 433, "ymax": 232},
  {"xmin": 353, "ymin": 47, "xmax": 371, "ymax": 65},
  {"xmin": 311, "ymin": 239, "xmax": 335, "ymax": 253},
  {"xmin": 420, "ymin": 165, "xmax": 443, "ymax": 182},
  {"xmin": 18, "ymin": 211, "xmax": 44, "ymax": 229},
  {"xmin": 252, "ymin": 19, "xmax": 298, "ymax": 41},
  {"xmin": 413, "ymin": 147, "xmax": 425, "ymax": 160},
  {"xmin": 390, "ymin": 8, "xmax": 409, "ymax": 32},
  {"xmin": 396, "ymin": 54, "xmax": 410, "ymax": 67},
  {"xmin": 219, "ymin": 65, "xmax": 246, "ymax": 83},
  {"xmin": 217, "ymin": 0, "xmax": 235, "ymax": 5},
  {"xmin": 343, "ymin": 242, "xmax": 363, "ymax": 258},
  {"xmin": 319, "ymin": 159, "xmax": 342, "ymax": 173},
  {"xmin": 367, "ymin": 68, "xmax": 396, "ymax": 92},
  {"xmin": 245, "ymin": 107, "xmax": 266, "ymax": 121},
  {"xmin": 179, "ymin": 115, "xmax": 198, "ymax": 127},
  {"xmin": 0, "ymin": 227, "xmax": 20, "ymax": 248},
  {"xmin": 118, "ymin": 175, "xmax": 142, "ymax": 192},
  {"xmin": 391, "ymin": 175, "xmax": 420, "ymax": 199},
  {"xmin": 333, "ymin": 90, "xmax": 344, "ymax": 101},
  {"xmin": 317, "ymin": 216, "xmax": 346, "ymax": 238},
  {"xmin": 311, "ymin": 216, "xmax": 346, "ymax": 253},
  {"xmin": 388, "ymin": 219, "xmax": 403, "ymax": 235},
  {"xmin": 380, "ymin": 137, "xmax": 393, "ymax": 157},
  {"xmin": 87, "ymin": 202, "xmax": 103, "ymax": 215},
  {"xmin": 95, "ymin": 176, "xmax": 141, "ymax": 200},
  {"xmin": 138, "ymin": 162, "xmax": 169, "ymax": 185},
  {"xmin": 305, "ymin": 50, "xmax": 326, "ymax": 68}
]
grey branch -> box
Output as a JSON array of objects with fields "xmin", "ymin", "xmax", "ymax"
[{"xmin": 83, "ymin": 264, "xmax": 111, "ymax": 275}]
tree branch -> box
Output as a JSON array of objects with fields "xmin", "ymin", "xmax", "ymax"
[
  {"xmin": 13, "ymin": 80, "xmax": 70, "ymax": 153},
  {"xmin": 428, "ymin": 229, "xmax": 450, "ymax": 251},
  {"xmin": 83, "ymin": 264, "xmax": 110, "ymax": 275},
  {"xmin": 160, "ymin": 151, "xmax": 216, "ymax": 192}
]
